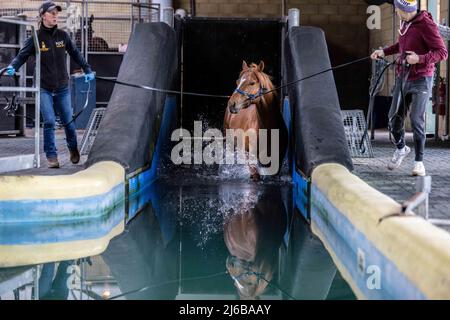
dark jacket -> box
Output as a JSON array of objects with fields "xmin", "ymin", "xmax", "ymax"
[
  {"xmin": 10, "ymin": 24, "xmax": 92, "ymax": 90},
  {"xmin": 383, "ymin": 11, "xmax": 448, "ymax": 81}
]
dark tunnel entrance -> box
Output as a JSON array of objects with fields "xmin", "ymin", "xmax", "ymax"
[{"xmin": 181, "ymin": 18, "xmax": 282, "ymax": 131}]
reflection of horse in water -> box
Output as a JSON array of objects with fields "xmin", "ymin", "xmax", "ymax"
[
  {"xmin": 224, "ymin": 61, "xmax": 288, "ymax": 181},
  {"xmin": 222, "ymin": 186, "xmax": 287, "ymax": 299},
  {"xmin": 75, "ymin": 14, "xmax": 109, "ymax": 51}
]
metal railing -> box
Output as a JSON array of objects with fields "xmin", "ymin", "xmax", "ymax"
[
  {"xmin": 0, "ymin": 17, "xmax": 40, "ymax": 173},
  {"xmin": 80, "ymin": 107, "xmax": 106, "ymax": 155},
  {"xmin": 73, "ymin": 0, "xmax": 160, "ymax": 57},
  {"xmin": 2, "ymin": 1, "xmax": 161, "ymax": 54},
  {"xmin": 398, "ymin": 176, "xmax": 450, "ymax": 227},
  {"xmin": 341, "ymin": 110, "xmax": 374, "ymax": 158}
]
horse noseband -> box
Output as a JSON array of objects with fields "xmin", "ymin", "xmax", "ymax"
[{"xmin": 234, "ymin": 87, "xmax": 267, "ymax": 102}]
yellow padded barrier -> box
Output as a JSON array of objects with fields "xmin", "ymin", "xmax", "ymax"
[
  {"xmin": 312, "ymin": 163, "xmax": 450, "ymax": 299},
  {"xmin": 0, "ymin": 161, "xmax": 125, "ymax": 200},
  {"xmin": 0, "ymin": 222, "xmax": 124, "ymax": 267}
]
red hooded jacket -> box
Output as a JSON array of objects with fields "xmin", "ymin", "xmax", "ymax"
[{"xmin": 383, "ymin": 11, "xmax": 448, "ymax": 81}]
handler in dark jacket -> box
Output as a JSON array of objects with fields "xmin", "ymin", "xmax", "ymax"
[{"xmin": 5, "ymin": 1, "xmax": 95, "ymax": 168}]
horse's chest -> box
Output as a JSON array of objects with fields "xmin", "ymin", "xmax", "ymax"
[{"xmin": 225, "ymin": 105, "xmax": 262, "ymax": 131}]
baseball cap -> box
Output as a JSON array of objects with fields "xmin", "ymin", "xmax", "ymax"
[{"xmin": 39, "ymin": 1, "xmax": 62, "ymax": 16}]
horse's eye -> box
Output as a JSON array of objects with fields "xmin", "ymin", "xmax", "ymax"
[{"xmin": 249, "ymin": 82, "xmax": 256, "ymax": 86}]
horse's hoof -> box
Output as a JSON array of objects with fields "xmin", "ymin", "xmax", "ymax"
[{"xmin": 249, "ymin": 165, "xmax": 260, "ymax": 181}]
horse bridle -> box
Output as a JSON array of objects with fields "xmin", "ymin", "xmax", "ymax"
[
  {"xmin": 234, "ymin": 71, "xmax": 268, "ymax": 102},
  {"xmin": 234, "ymin": 86, "xmax": 267, "ymax": 102},
  {"xmin": 226, "ymin": 255, "xmax": 265, "ymax": 288}
]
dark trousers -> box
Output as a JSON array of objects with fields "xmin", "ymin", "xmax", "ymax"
[{"xmin": 388, "ymin": 76, "xmax": 433, "ymax": 161}]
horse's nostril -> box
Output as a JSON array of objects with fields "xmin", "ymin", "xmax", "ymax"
[{"xmin": 228, "ymin": 102, "xmax": 238, "ymax": 114}]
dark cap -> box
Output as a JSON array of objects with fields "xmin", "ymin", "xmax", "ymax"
[{"xmin": 39, "ymin": 1, "xmax": 62, "ymax": 16}]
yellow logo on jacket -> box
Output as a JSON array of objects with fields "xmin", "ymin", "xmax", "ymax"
[{"xmin": 40, "ymin": 41, "xmax": 49, "ymax": 52}]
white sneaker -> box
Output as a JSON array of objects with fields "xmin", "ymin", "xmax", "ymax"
[
  {"xmin": 412, "ymin": 161, "xmax": 426, "ymax": 176},
  {"xmin": 388, "ymin": 146, "xmax": 411, "ymax": 170}
]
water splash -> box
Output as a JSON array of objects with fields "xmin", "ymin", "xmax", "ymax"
[{"xmin": 179, "ymin": 185, "xmax": 264, "ymax": 248}]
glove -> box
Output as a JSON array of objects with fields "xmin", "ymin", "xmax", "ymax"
[
  {"xmin": 84, "ymin": 72, "xmax": 95, "ymax": 82},
  {"xmin": 5, "ymin": 66, "xmax": 15, "ymax": 76},
  {"xmin": 370, "ymin": 49, "xmax": 384, "ymax": 60}
]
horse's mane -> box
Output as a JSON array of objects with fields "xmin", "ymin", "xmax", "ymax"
[{"xmin": 240, "ymin": 63, "xmax": 275, "ymax": 92}]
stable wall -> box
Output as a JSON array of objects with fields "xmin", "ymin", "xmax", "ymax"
[{"xmin": 173, "ymin": 0, "xmax": 371, "ymax": 111}]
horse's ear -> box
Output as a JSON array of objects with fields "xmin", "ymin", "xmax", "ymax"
[
  {"xmin": 258, "ymin": 61, "xmax": 265, "ymax": 72},
  {"xmin": 242, "ymin": 60, "xmax": 249, "ymax": 71}
]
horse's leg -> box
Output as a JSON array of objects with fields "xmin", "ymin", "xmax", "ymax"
[
  {"xmin": 246, "ymin": 133, "xmax": 260, "ymax": 181},
  {"xmin": 249, "ymin": 165, "xmax": 260, "ymax": 181}
]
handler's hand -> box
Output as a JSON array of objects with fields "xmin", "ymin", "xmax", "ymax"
[
  {"xmin": 84, "ymin": 72, "xmax": 95, "ymax": 82},
  {"xmin": 5, "ymin": 66, "xmax": 15, "ymax": 76},
  {"xmin": 371, "ymin": 49, "xmax": 384, "ymax": 60},
  {"xmin": 406, "ymin": 51, "xmax": 420, "ymax": 65}
]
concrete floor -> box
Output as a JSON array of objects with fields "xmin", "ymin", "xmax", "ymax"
[
  {"xmin": 352, "ymin": 130, "xmax": 450, "ymax": 232},
  {"xmin": 0, "ymin": 129, "xmax": 87, "ymax": 176}
]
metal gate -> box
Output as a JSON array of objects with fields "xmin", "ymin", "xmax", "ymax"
[
  {"xmin": 0, "ymin": 17, "xmax": 41, "ymax": 172},
  {"xmin": 0, "ymin": 1, "xmax": 160, "ymax": 111}
]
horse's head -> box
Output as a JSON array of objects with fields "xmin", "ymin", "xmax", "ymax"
[
  {"xmin": 226, "ymin": 255, "xmax": 270, "ymax": 300},
  {"xmin": 227, "ymin": 60, "xmax": 272, "ymax": 114}
]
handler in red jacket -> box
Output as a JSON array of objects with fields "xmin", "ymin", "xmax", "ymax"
[{"xmin": 371, "ymin": 0, "xmax": 447, "ymax": 176}]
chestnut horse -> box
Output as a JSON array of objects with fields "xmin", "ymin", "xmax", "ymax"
[
  {"xmin": 223, "ymin": 186, "xmax": 287, "ymax": 299},
  {"xmin": 223, "ymin": 61, "xmax": 287, "ymax": 181}
]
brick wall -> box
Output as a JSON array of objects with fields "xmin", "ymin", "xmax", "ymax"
[
  {"xmin": 292, "ymin": 1, "xmax": 370, "ymax": 109},
  {"xmin": 174, "ymin": 0, "xmax": 369, "ymax": 54},
  {"xmin": 368, "ymin": 3, "xmax": 395, "ymax": 96},
  {"xmin": 174, "ymin": 0, "xmax": 370, "ymax": 109},
  {"xmin": 174, "ymin": 0, "xmax": 369, "ymax": 55}
]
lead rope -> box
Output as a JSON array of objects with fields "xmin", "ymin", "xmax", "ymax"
[
  {"xmin": 95, "ymin": 55, "xmax": 373, "ymax": 100},
  {"xmin": 106, "ymin": 269, "xmax": 297, "ymax": 300},
  {"xmin": 359, "ymin": 58, "xmax": 396, "ymax": 152},
  {"xmin": 59, "ymin": 80, "xmax": 91, "ymax": 128},
  {"xmin": 387, "ymin": 56, "xmax": 411, "ymax": 148}
]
